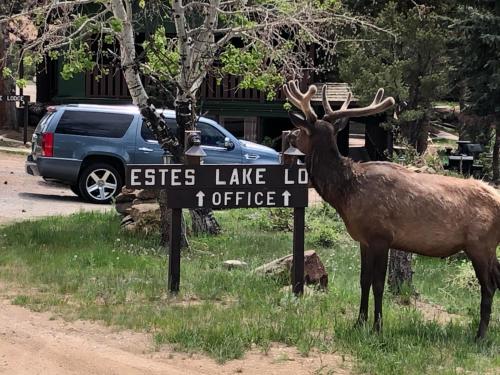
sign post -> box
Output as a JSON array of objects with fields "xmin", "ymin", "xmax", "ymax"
[
  {"xmin": 282, "ymin": 131, "xmax": 307, "ymax": 295},
  {"xmin": 126, "ymin": 131, "xmax": 308, "ymax": 295},
  {"xmin": 0, "ymin": 95, "xmax": 30, "ymax": 144}
]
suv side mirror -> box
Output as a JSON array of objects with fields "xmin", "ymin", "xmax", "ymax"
[{"xmin": 224, "ymin": 137, "xmax": 235, "ymax": 150}]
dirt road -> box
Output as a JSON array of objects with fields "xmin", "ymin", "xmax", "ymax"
[
  {"xmin": 0, "ymin": 288, "xmax": 350, "ymax": 375},
  {"xmin": 0, "ymin": 152, "xmax": 110, "ymax": 225}
]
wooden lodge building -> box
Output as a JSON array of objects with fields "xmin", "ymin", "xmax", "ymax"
[{"xmin": 36, "ymin": 64, "xmax": 391, "ymax": 161}]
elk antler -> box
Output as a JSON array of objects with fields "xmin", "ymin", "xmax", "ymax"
[
  {"xmin": 322, "ymin": 86, "xmax": 395, "ymax": 122},
  {"xmin": 283, "ymin": 81, "xmax": 319, "ymax": 123}
]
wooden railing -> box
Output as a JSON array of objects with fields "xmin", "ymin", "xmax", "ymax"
[
  {"xmin": 85, "ymin": 68, "xmax": 130, "ymax": 98},
  {"xmin": 200, "ymin": 75, "xmax": 285, "ymax": 102},
  {"xmin": 85, "ymin": 69, "xmax": 293, "ymax": 102}
]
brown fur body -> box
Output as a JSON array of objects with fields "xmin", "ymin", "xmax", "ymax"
[{"xmin": 311, "ymin": 156, "xmax": 500, "ymax": 258}]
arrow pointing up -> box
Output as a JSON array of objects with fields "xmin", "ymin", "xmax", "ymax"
[
  {"xmin": 282, "ymin": 190, "xmax": 291, "ymax": 206},
  {"xmin": 196, "ymin": 191, "xmax": 205, "ymax": 207}
]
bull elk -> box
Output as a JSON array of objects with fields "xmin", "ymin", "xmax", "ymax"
[{"xmin": 283, "ymin": 80, "xmax": 500, "ymax": 339}]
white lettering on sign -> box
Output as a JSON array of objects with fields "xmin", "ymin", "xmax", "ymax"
[
  {"xmin": 229, "ymin": 170, "xmax": 239, "ymax": 185},
  {"xmin": 267, "ymin": 191, "xmax": 276, "ymax": 206},
  {"xmin": 131, "ymin": 169, "xmax": 140, "ymax": 186},
  {"xmin": 212, "ymin": 192, "xmax": 222, "ymax": 205},
  {"xmin": 145, "ymin": 169, "xmax": 155, "ymax": 186},
  {"xmin": 159, "ymin": 169, "xmax": 168, "ymax": 185},
  {"xmin": 255, "ymin": 168, "xmax": 265, "ymax": 184},
  {"xmin": 196, "ymin": 191, "xmax": 205, "ymax": 206},
  {"xmin": 282, "ymin": 190, "xmax": 291, "ymax": 206},
  {"xmin": 299, "ymin": 169, "xmax": 308, "ymax": 184},
  {"xmin": 284, "ymin": 169, "xmax": 294, "ymax": 184},
  {"xmin": 215, "ymin": 169, "xmax": 226, "ymax": 185},
  {"xmin": 224, "ymin": 191, "xmax": 233, "ymax": 205},
  {"xmin": 236, "ymin": 191, "xmax": 244, "ymax": 205},
  {"xmin": 192, "ymin": 190, "xmax": 289, "ymax": 207},
  {"xmin": 171, "ymin": 169, "xmax": 181, "ymax": 186},
  {"xmin": 242, "ymin": 169, "xmax": 252, "ymax": 184},
  {"xmin": 185, "ymin": 169, "xmax": 195, "ymax": 185},
  {"xmin": 255, "ymin": 192, "xmax": 264, "ymax": 205}
]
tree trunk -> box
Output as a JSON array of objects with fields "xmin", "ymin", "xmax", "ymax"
[
  {"xmin": 493, "ymin": 118, "xmax": 499, "ymax": 184},
  {"xmin": 175, "ymin": 95, "xmax": 221, "ymax": 235},
  {"xmin": 0, "ymin": 23, "xmax": 17, "ymax": 129},
  {"xmin": 388, "ymin": 249, "xmax": 414, "ymax": 295},
  {"xmin": 190, "ymin": 209, "xmax": 221, "ymax": 235},
  {"xmin": 400, "ymin": 117, "xmax": 429, "ymax": 155},
  {"xmin": 415, "ymin": 117, "xmax": 429, "ymax": 155}
]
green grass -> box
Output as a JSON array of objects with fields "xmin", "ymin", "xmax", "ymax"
[{"xmin": 0, "ymin": 209, "xmax": 498, "ymax": 374}]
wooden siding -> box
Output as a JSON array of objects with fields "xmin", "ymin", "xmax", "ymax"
[{"xmin": 85, "ymin": 68, "xmax": 130, "ymax": 98}]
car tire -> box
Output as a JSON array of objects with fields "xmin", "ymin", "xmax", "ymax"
[
  {"xmin": 70, "ymin": 184, "xmax": 82, "ymax": 197},
  {"xmin": 78, "ymin": 163, "xmax": 122, "ymax": 204}
]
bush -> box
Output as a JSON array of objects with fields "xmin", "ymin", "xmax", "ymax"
[
  {"xmin": 308, "ymin": 226, "xmax": 339, "ymax": 248},
  {"xmin": 446, "ymin": 260, "xmax": 479, "ymax": 292}
]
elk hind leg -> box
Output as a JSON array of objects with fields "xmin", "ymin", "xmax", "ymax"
[{"xmin": 466, "ymin": 247, "xmax": 497, "ymax": 340}]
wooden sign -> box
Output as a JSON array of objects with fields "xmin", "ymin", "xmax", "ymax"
[
  {"xmin": 135, "ymin": 130, "xmax": 308, "ymax": 297},
  {"xmin": 0, "ymin": 95, "xmax": 29, "ymax": 102},
  {"xmin": 126, "ymin": 164, "xmax": 309, "ymax": 208},
  {"xmin": 0, "ymin": 95, "xmax": 30, "ymax": 144}
]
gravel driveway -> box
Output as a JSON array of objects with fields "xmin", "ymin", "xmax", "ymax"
[{"xmin": 0, "ymin": 152, "xmax": 111, "ymax": 225}]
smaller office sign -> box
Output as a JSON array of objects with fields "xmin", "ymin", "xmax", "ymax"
[{"xmin": 167, "ymin": 187, "xmax": 308, "ymax": 209}]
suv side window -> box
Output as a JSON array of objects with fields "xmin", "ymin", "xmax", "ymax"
[
  {"xmin": 56, "ymin": 111, "xmax": 134, "ymax": 138},
  {"xmin": 197, "ymin": 122, "xmax": 226, "ymax": 147},
  {"xmin": 149, "ymin": 118, "xmax": 226, "ymax": 147},
  {"xmin": 141, "ymin": 119, "xmax": 177, "ymax": 142}
]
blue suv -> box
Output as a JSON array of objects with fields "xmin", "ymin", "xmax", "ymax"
[{"xmin": 26, "ymin": 104, "xmax": 279, "ymax": 203}]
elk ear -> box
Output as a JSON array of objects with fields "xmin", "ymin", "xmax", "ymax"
[
  {"xmin": 333, "ymin": 118, "xmax": 349, "ymax": 135},
  {"xmin": 288, "ymin": 112, "xmax": 312, "ymax": 135}
]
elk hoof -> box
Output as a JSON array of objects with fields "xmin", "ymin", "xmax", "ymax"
[{"xmin": 354, "ymin": 318, "xmax": 367, "ymax": 329}]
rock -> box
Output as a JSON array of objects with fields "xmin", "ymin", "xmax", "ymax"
[
  {"xmin": 115, "ymin": 188, "xmax": 138, "ymax": 203},
  {"xmin": 136, "ymin": 189, "xmax": 158, "ymax": 200},
  {"xmin": 254, "ymin": 250, "xmax": 328, "ymax": 289},
  {"xmin": 115, "ymin": 201, "xmax": 133, "ymax": 215},
  {"xmin": 120, "ymin": 215, "xmax": 134, "ymax": 226},
  {"xmin": 132, "ymin": 198, "xmax": 157, "ymax": 205},
  {"xmin": 129, "ymin": 203, "xmax": 160, "ymax": 219},
  {"xmin": 223, "ymin": 260, "xmax": 248, "ymax": 270},
  {"xmin": 122, "ymin": 222, "xmax": 137, "ymax": 231}
]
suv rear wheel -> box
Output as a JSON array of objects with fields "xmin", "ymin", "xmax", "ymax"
[{"xmin": 78, "ymin": 163, "xmax": 122, "ymax": 204}]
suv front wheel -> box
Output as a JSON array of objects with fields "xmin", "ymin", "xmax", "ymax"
[{"xmin": 78, "ymin": 163, "xmax": 122, "ymax": 204}]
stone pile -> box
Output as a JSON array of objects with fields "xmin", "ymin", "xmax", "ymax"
[{"xmin": 115, "ymin": 188, "xmax": 160, "ymax": 232}]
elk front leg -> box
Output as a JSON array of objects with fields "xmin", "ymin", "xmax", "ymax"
[
  {"xmin": 372, "ymin": 246, "xmax": 389, "ymax": 332},
  {"xmin": 355, "ymin": 244, "xmax": 373, "ymax": 327}
]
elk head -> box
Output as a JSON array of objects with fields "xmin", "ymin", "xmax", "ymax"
[{"xmin": 283, "ymin": 81, "xmax": 396, "ymax": 155}]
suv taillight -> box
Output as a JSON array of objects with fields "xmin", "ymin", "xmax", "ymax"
[{"xmin": 41, "ymin": 132, "xmax": 54, "ymax": 157}]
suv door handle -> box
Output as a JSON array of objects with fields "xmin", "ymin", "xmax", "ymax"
[
  {"xmin": 244, "ymin": 153, "xmax": 259, "ymax": 160},
  {"xmin": 138, "ymin": 147, "xmax": 154, "ymax": 152}
]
